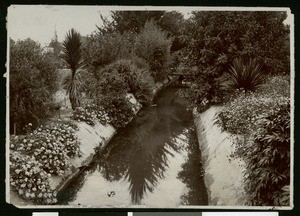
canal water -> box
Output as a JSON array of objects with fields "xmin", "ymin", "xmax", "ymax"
[{"xmin": 57, "ymin": 86, "xmax": 208, "ymax": 207}]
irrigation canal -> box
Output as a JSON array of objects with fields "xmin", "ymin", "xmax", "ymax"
[{"xmin": 57, "ymin": 86, "xmax": 208, "ymax": 207}]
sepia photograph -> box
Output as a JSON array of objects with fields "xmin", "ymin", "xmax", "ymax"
[{"xmin": 6, "ymin": 5, "xmax": 294, "ymax": 209}]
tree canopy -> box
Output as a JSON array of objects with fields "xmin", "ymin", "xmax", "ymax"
[
  {"xmin": 10, "ymin": 38, "xmax": 58, "ymax": 134},
  {"xmin": 183, "ymin": 11, "xmax": 290, "ymax": 109}
]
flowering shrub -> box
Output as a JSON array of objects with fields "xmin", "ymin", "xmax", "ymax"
[
  {"xmin": 10, "ymin": 152, "xmax": 57, "ymax": 204},
  {"xmin": 97, "ymin": 94, "xmax": 135, "ymax": 128},
  {"xmin": 257, "ymin": 75, "xmax": 290, "ymax": 98},
  {"xmin": 52, "ymin": 121, "xmax": 82, "ymax": 158},
  {"xmin": 10, "ymin": 120, "xmax": 83, "ymax": 204},
  {"xmin": 10, "ymin": 120, "xmax": 82, "ymax": 175},
  {"xmin": 218, "ymin": 91, "xmax": 289, "ymax": 135},
  {"xmin": 72, "ymin": 104, "xmax": 110, "ymax": 126}
]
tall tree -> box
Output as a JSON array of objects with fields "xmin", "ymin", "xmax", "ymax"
[
  {"xmin": 157, "ymin": 11, "xmax": 187, "ymax": 52},
  {"xmin": 97, "ymin": 10, "xmax": 187, "ymax": 52},
  {"xmin": 187, "ymin": 11, "xmax": 289, "ymax": 75},
  {"xmin": 62, "ymin": 28, "xmax": 84, "ymax": 109},
  {"xmin": 97, "ymin": 11, "xmax": 165, "ymax": 34},
  {"xmin": 134, "ymin": 21, "xmax": 172, "ymax": 82},
  {"xmin": 183, "ymin": 11, "xmax": 290, "ymax": 109}
]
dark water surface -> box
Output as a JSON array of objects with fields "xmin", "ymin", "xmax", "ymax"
[{"xmin": 57, "ymin": 87, "xmax": 208, "ymax": 207}]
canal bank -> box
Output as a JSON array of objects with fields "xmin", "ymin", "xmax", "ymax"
[{"xmin": 193, "ymin": 106, "xmax": 247, "ymax": 206}]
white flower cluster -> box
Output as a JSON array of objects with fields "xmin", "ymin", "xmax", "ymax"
[
  {"xmin": 72, "ymin": 104, "xmax": 110, "ymax": 126},
  {"xmin": 9, "ymin": 120, "xmax": 83, "ymax": 204},
  {"xmin": 10, "ymin": 153, "xmax": 57, "ymax": 204}
]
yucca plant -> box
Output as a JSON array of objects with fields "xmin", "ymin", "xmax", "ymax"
[
  {"xmin": 62, "ymin": 28, "xmax": 85, "ymax": 109},
  {"xmin": 224, "ymin": 57, "xmax": 266, "ymax": 93}
]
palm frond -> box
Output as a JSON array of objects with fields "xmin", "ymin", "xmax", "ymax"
[
  {"xmin": 62, "ymin": 28, "xmax": 84, "ymax": 74},
  {"xmin": 225, "ymin": 57, "xmax": 267, "ymax": 93}
]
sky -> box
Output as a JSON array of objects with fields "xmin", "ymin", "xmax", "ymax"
[
  {"xmin": 7, "ymin": 5, "xmax": 293, "ymax": 46},
  {"xmin": 8, "ymin": 5, "xmax": 110, "ymax": 45}
]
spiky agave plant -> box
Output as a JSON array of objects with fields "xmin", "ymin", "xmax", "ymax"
[
  {"xmin": 225, "ymin": 57, "xmax": 267, "ymax": 93},
  {"xmin": 62, "ymin": 28, "xmax": 85, "ymax": 109}
]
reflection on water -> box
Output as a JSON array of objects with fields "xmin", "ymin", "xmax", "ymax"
[{"xmin": 57, "ymin": 87, "xmax": 207, "ymax": 206}]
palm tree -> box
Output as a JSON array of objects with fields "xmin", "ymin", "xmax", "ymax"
[{"xmin": 62, "ymin": 28, "xmax": 84, "ymax": 109}]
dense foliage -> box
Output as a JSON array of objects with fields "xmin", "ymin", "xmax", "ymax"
[
  {"xmin": 244, "ymin": 102, "xmax": 290, "ymax": 206},
  {"xmin": 83, "ymin": 32, "xmax": 135, "ymax": 73},
  {"xmin": 183, "ymin": 11, "xmax": 289, "ymax": 109},
  {"xmin": 10, "ymin": 39, "xmax": 58, "ymax": 134},
  {"xmin": 218, "ymin": 75, "xmax": 291, "ymax": 205},
  {"xmin": 134, "ymin": 21, "xmax": 172, "ymax": 82},
  {"xmin": 218, "ymin": 75, "xmax": 290, "ymax": 135},
  {"xmin": 98, "ymin": 11, "xmax": 165, "ymax": 34},
  {"xmin": 90, "ymin": 59, "xmax": 155, "ymax": 128},
  {"xmin": 96, "ymin": 94, "xmax": 135, "ymax": 128},
  {"xmin": 218, "ymin": 92, "xmax": 289, "ymax": 135},
  {"xmin": 97, "ymin": 59, "xmax": 155, "ymax": 104},
  {"xmin": 97, "ymin": 11, "xmax": 186, "ymax": 52}
]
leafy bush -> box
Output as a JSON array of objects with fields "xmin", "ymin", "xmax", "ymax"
[
  {"xmin": 218, "ymin": 92, "xmax": 289, "ymax": 135},
  {"xmin": 95, "ymin": 58, "xmax": 155, "ymax": 102},
  {"xmin": 10, "ymin": 120, "xmax": 82, "ymax": 175},
  {"xmin": 10, "ymin": 39, "xmax": 58, "ymax": 134},
  {"xmin": 134, "ymin": 21, "xmax": 172, "ymax": 82},
  {"xmin": 10, "ymin": 152, "xmax": 57, "ymax": 204},
  {"xmin": 187, "ymin": 11, "xmax": 289, "ymax": 76},
  {"xmin": 107, "ymin": 59, "xmax": 155, "ymax": 104},
  {"xmin": 96, "ymin": 94, "xmax": 134, "ymax": 128},
  {"xmin": 218, "ymin": 74, "xmax": 290, "ymax": 135},
  {"xmin": 257, "ymin": 75, "xmax": 290, "ymax": 98},
  {"xmin": 244, "ymin": 102, "xmax": 290, "ymax": 205},
  {"xmin": 72, "ymin": 104, "xmax": 110, "ymax": 126},
  {"xmin": 181, "ymin": 74, "xmax": 227, "ymax": 112},
  {"xmin": 223, "ymin": 57, "xmax": 267, "ymax": 93},
  {"xmin": 96, "ymin": 66, "xmax": 129, "ymax": 95},
  {"xmin": 85, "ymin": 58, "xmax": 155, "ymax": 128},
  {"xmin": 97, "ymin": 11, "xmax": 165, "ymax": 34}
]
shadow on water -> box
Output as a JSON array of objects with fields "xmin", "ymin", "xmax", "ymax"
[
  {"xmin": 57, "ymin": 86, "xmax": 207, "ymax": 206},
  {"xmin": 178, "ymin": 128, "xmax": 208, "ymax": 205},
  {"xmin": 96, "ymin": 87, "xmax": 192, "ymax": 204}
]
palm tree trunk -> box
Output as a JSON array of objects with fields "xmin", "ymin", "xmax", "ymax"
[{"xmin": 69, "ymin": 70, "xmax": 80, "ymax": 110}]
